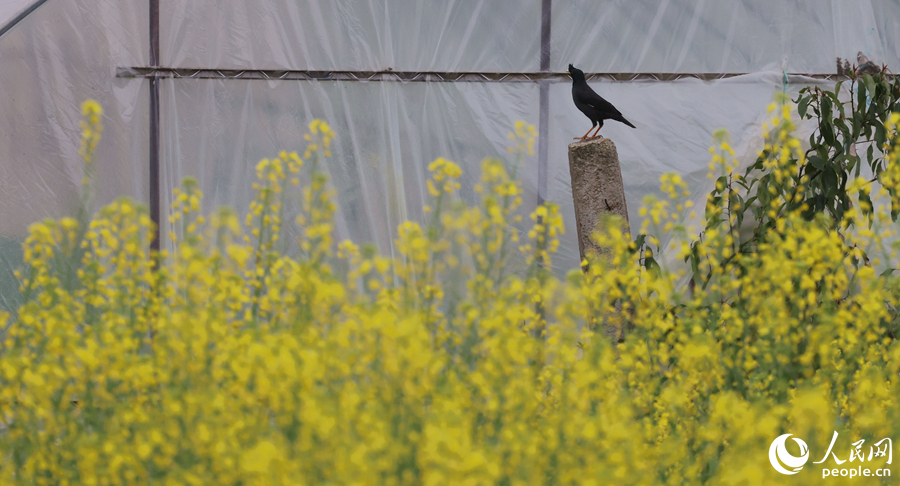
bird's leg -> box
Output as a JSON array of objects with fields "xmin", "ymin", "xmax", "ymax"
[
  {"xmin": 575, "ymin": 126, "xmax": 595, "ymax": 140},
  {"xmin": 588, "ymin": 122, "xmax": 604, "ymax": 139}
]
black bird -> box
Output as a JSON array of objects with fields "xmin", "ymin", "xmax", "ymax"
[{"xmin": 568, "ymin": 64, "xmax": 635, "ymax": 140}]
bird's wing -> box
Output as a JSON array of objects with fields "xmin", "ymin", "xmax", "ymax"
[{"xmin": 574, "ymin": 84, "xmax": 621, "ymax": 116}]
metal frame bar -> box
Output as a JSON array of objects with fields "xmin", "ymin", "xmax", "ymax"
[
  {"xmin": 115, "ymin": 0, "xmax": 850, "ymax": 246},
  {"xmin": 0, "ymin": 0, "xmax": 882, "ymax": 274},
  {"xmin": 121, "ymin": 62, "xmax": 849, "ymax": 240},
  {"xmin": 538, "ymin": 0, "xmax": 551, "ymax": 206},
  {"xmin": 149, "ymin": 0, "xmax": 160, "ymax": 253},
  {"xmin": 117, "ymin": 67, "xmax": 852, "ymax": 82},
  {"xmin": 0, "ymin": 0, "xmax": 51, "ymax": 38}
]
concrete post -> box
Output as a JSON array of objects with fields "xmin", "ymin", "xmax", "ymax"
[{"xmin": 567, "ymin": 138, "xmax": 631, "ymax": 263}]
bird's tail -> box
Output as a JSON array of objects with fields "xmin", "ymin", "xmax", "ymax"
[{"xmin": 615, "ymin": 116, "xmax": 636, "ymax": 129}]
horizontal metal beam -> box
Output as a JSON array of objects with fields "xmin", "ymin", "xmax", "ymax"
[{"xmin": 117, "ymin": 67, "xmax": 854, "ymax": 83}]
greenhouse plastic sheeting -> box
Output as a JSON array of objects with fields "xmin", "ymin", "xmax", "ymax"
[
  {"xmin": 0, "ymin": 1, "xmax": 41, "ymax": 32},
  {"xmin": 160, "ymin": 79, "xmax": 540, "ymax": 262},
  {"xmin": 162, "ymin": 1, "xmax": 542, "ymax": 72},
  {"xmin": 2, "ymin": 0, "xmax": 899, "ymax": 312},
  {"xmin": 554, "ymin": 1, "xmax": 900, "ymax": 74},
  {"xmin": 0, "ymin": 0, "xmax": 146, "ymax": 311},
  {"xmin": 158, "ymin": 1, "xmax": 900, "ymax": 73}
]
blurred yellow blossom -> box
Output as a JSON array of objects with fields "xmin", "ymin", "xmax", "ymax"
[{"xmin": 2, "ymin": 110, "xmax": 900, "ymax": 486}]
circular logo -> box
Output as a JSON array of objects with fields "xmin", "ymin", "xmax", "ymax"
[{"xmin": 769, "ymin": 434, "xmax": 810, "ymax": 475}]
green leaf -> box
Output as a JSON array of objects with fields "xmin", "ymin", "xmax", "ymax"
[
  {"xmin": 821, "ymin": 121, "xmax": 836, "ymax": 146},
  {"xmin": 858, "ymin": 189, "xmax": 873, "ymax": 225},
  {"xmin": 745, "ymin": 155, "xmax": 765, "ymax": 176},
  {"xmin": 798, "ymin": 95, "xmax": 810, "ymax": 118},
  {"xmin": 633, "ymin": 234, "xmax": 646, "ymax": 254},
  {"xmin": 822, "ymin": 95, "xmax": 833, "ymax": 120},
  {"xmin": 817, "ymin": 146, "xmax": 830, "ymax": 166},
  {"xmin": 714, "ymin": 176, "xmax": 727, "ymax": 193},
  {"xmin": 808, "ymin": 155, "xmax": 825, "ymax": 170},
  {"xmin": 823, "ymin": 166, "xmax": 838, "ymax": 192},
  {"xmin": 814, "ymin": 193, "xmax": 826, "ymax": 212},
  {"xmin": 834, "ymin": 118, "xmax": 850, "ymax": 144},
  {"xmin": 644, "ymin": 256, "xmax": 661, "ymax": 277},
  {"xmin": 757, "ymin": 177, "xmax": 770, "ymax": 206},
  {"xmin": 863, "ymin": 74, "xmax": 877, "ymax": 100},
  {"xmin": 836, "ymin": 97, "xmax": 847, "ymax": 120},
  {"xmin": 801, "ymin": 198, "xmax": 816, "ymax": 219},
  {"xmin": 857, "ymin": 82, "xmax": 868, "ymax": 114},
  {"xmin": 875, "ymin": 123, "xmax": 887, "ymax": 148},
  {"xmin": 707, "ymin": 196, "xmax": 722, "ymax": 214}
]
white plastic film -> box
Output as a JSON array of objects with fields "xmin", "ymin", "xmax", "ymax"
[
  {"xmin": 554, "ymin": 0, "xmax": 900, "ymax": 74},
  {"xmin": 161, "ymin": 0, "xmax": 541, "ymax": 71},
  {"xmin": 0, "ymin": 0, "xmax": 146, "ymax": 310},
  {"xmin": 2, "ymin": 0, "xmax": 900, "ymax": 312},
  {"xmin": 0, "ymin": 1, "xmax": 42, "ymax": 32},
  {"xmin": 160, "ymin": 78, "xmax": 539, "ymax": 268}
]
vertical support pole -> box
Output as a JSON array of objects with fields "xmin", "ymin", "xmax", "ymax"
[
  {"xmin": 533, "ymin": 0, "xmax": 552, "ymax": 344},
  {"xmin": 149, "ymin": 0, "xmax": 161, "ymax": 253},
  {"xmin": 537, "ymin": 0, "xmax": 551, "ymax": 205}
]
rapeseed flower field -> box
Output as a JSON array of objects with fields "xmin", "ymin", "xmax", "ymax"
[{"xmin": 1, "ymin": 100, "xmax": 899, "ymax": 485}]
